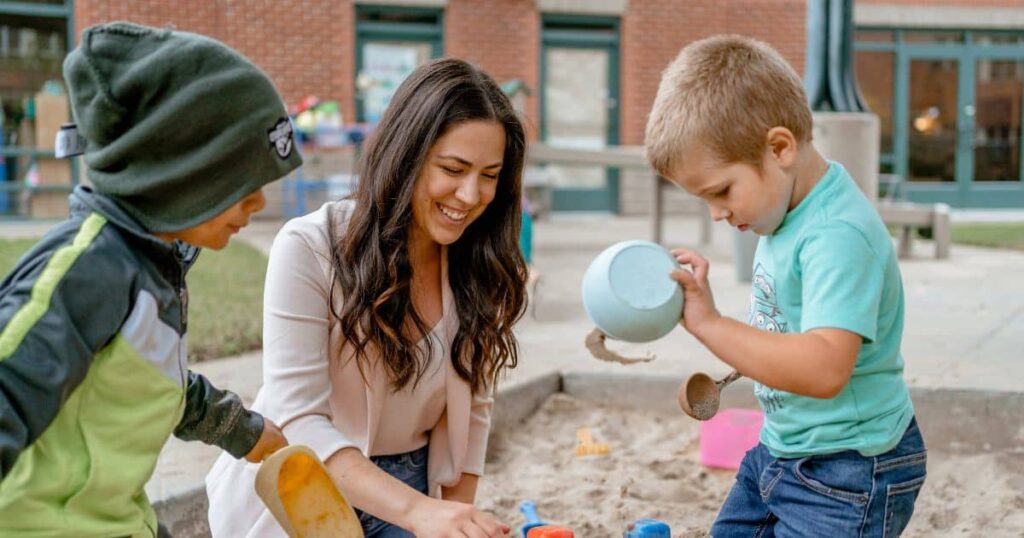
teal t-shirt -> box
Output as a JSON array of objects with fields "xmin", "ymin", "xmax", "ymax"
[{"xmin": 749, "ymin": 161, "xmax": 914, "ymax": 458}]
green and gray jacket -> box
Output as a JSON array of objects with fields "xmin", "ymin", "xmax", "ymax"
[{"xmin": 0, "ymin": 186, "xmax": 264, "ymax": 537}]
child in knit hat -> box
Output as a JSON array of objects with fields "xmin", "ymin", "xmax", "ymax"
[{"xmin": 0, "ymin": 22, "xmax": 299, "ymax": 537}]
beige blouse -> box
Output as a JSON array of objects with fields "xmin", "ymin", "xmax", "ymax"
[{"xmin": 205, "ymin": 200, "xmax": 493, "ymax": 538}]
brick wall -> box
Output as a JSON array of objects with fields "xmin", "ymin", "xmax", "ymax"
[
  {"xmin": 621, "ymin": 0, "xmax": 805, "ymax": 147},
  {"xmin": 445, "ymin": 0, "xmax": 541, "ymax": 137},
  {"xmin": 75, "ymin": 0, "xmax": 356, "ymax": 123}
]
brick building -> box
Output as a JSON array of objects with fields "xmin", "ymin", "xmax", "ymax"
[{"xmin": 1, "ymin": 0, "xmax": 1022, "ymax": 217}]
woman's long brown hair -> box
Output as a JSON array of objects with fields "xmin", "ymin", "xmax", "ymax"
[{"xmin": 328, "ymin": 58, "xmax": 528, "ymax": 394}]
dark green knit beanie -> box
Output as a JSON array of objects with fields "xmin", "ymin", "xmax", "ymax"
[{"xmin": 63, "ymin": 22, "xmax": 302, "ymax": 232}]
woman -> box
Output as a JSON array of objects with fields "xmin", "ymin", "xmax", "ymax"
[{"xmin": 206, "ymin": 58, "xmax": 528, "ymax": 537}]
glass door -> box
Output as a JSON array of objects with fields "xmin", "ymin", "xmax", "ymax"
[{"xmin": 896, "ymin": 51, "xmax": 967, "ymax": 205}]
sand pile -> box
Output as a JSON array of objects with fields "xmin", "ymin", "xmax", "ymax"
[{"xmin": 477, "ymin": 394, "xmax": 1024, "ymax": 537}]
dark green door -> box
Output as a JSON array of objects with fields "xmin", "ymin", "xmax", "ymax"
[{"xmin": 540, "ymin": 16, "xmax": 620, "ymax": 212}]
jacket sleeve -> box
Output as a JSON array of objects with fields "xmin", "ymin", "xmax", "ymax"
[
  {"xmin": 173, "ymin": 371, "xmax": 264, "ymax": 459},
  {"xmin": 0, "ymin": 220, "xmax": 129, "ymax": 480}
]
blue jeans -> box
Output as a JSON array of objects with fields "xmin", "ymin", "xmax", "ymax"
[
  {"xmin": 355, "ymin": 445, "xmax": 429, "ymax": 537},
  {"xmin": 712, "ymin": 418, "xmax": 927, "ymax": 538}
]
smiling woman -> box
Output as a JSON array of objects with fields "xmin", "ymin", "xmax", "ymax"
[{"xmin": 206, "ymin": 58, "xmax": 528, "ymax": 538}]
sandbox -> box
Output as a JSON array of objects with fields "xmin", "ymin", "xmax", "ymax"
[{"xmin": 156, "ymin": 372, "xmax": 1024, "ymax": 537}]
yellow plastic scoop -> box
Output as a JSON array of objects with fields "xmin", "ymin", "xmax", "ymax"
[{"xmin": 255, "ymin": 445, "xmax": 364, "ymax": 538}]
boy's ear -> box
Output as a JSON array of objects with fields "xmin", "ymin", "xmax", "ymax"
[{"xmin": 765, "ymin": 126, "xmax": 799, "ymax": 168}]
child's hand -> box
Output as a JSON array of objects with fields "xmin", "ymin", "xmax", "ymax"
[
  {"xmin": 244, "ymin": 418, "xmax": 288, "ymax": 463},
  {"xmin": 670, "ymin": 247, "xmax": 721, "ymax": 337}
]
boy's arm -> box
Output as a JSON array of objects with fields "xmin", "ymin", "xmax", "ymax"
[
  {"xmin": 173, "ymin": 371, "xmax": 265, "ymax": 458},
  {"xmin": 0, "ymin": 229, "xmax": 130, "ymax": 479},
  {"xmin": 672, "ymin": 228, "xmax": 881, "ymax": 398},
  {"xmin": 690, "ymin": 317, "xmax": 860, "ymax": 398}
]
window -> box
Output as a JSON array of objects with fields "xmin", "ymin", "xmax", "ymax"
[
  {"xmin": 355, "ymin": 5, "xmax": 442, "ymax": 124},
  {"xmin": 0, "ymin": 2, "xmax": 73, "ymax": 217}
]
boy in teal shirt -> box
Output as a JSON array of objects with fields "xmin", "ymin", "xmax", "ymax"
[{"xmin": 645, "ymin": 35, "xmax": 925, "ymax": 536}]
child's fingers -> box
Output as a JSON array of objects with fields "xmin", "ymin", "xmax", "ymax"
[
  {"xmin": 673, "ymin": 250, "xmax": 710, "ymax": 283},
  {"xmin": 671, "ymin": 248, "xmax": 707, "ymax": 266},
  {"xmin": 669, "ymin": 268, "xmax": 698, "ymax": 290}
]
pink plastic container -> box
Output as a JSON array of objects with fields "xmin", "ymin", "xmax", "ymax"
[{"xmin": 699, "ymin": 408, "xmax": 764, "ymax": 469}]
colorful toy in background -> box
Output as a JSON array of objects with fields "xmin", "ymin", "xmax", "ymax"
[
  {"xmin": 623, "ymin": 518, "xmax": 671, "ymax": 538},
  {"xmin": 574, "ymin": 427, "xmax": 610, "ymax": 457},
  {"xmin": 290, "ymin": 96, "xmax": 346, "ymax": 146},
  {"xmin": 518, "ymin": 500, "xmax": 551, "ymax": 537}
]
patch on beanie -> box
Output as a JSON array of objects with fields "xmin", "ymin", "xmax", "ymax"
[{"xmin": 267, "ymin": 117, "xmax": 294, "ymax": 159}]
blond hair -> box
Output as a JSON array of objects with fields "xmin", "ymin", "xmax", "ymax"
[{"xmin": 645, "ymin": 35, "xmax": 812, "ymax": 176}]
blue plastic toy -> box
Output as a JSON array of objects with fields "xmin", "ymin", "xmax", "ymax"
[
  {"xmin": 623, "ymin": 518, "xmax": 671, "ymax": 538},
  {"xmin": 581, "ymin": 240, "xmax": 684, "ymax": 343},
  {"xmin": 519, "ymin": 500, "xmax": 549, "ymax": 537}
]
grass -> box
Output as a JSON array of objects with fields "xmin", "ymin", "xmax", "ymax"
[
  {"xmin": 950, "ymin": 223, "xmax": 1024, "ymax": 251},
  {"xmin": 0, "ymin": 237, "xmax": 268, "ymax": 362},
  {"xmin": 0, "ymin": 239, "xmax": 41, "ymax": 274},
  {"xmin": 186, "ymin": 241, "xmax": 268, "ymax": 361},
  {"xmin": 887, "ymin": 222, "xmax": 1024, "ymax": 252}
]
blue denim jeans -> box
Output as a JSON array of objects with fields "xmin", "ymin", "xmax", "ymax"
[
  {"xmin": 712, "ymin": 418, "xmax": 927, "ymax": 538},
  {"xmin": 355, "ymin": 445, "xmax": 429, "ymax": 537}
]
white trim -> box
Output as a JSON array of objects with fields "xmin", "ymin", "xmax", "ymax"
[
  {"xmin": 121, "ymin": 290, "xmax": 187, "ymax": 383},
  {"xmin": 536, "ymin": 0, "xmax": 627, "ymax": 16},
  {"xmin": 353, "ymin": 0, "xmax": 447, "ymax": 7},
  {"xmin": 855, "ymin": 4, "xmax": 1024, "ymax": 30}
]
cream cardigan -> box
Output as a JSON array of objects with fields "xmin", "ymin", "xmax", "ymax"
[{"xmin": 205, "ymin": 200, "xmax": 493, "ymax": 537}]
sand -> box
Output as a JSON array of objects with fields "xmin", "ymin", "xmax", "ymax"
[{"xmin": 476, "ymin": 394, "xmax": 1024, "ymax": 538}]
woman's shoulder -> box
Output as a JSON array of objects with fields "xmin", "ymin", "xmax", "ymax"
[{"xmin": 275, "ymin": 199, "xmax": 358, "ymax": 255}]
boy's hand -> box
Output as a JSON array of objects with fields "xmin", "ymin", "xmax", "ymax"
[
  {"xmin": 670, "ymin": 248, "xmax": 722, "ymax": 337},
  {"xmin": 244, "ymin": 418, "xmax": 288, "ymax": 463}
]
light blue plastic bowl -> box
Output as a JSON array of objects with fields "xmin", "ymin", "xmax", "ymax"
[{"xmin": 581, "ymin": 240, "xmax": 684, "ymax": 343}]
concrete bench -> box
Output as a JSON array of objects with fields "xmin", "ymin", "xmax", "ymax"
[{"xmin": 876, "ymin": 201, "xmax": 951, "ymax": 259}]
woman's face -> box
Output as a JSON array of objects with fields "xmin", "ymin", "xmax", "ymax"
[{"xmin": 410, "ymin": 120, "xmax": 506, "ymax": 247}]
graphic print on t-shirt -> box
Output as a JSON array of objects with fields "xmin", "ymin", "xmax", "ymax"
[{"xmin": 748, "ymin": 262, "xmax": 786, "ymax": 414}]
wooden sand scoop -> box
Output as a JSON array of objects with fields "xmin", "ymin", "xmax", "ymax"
[{"xmin": 255, "ymin": 445, "xmax": 364, "ymax": 538}]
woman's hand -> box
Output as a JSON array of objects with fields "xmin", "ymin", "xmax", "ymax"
[
  {"xmin": 669, "ymin": 247, "xmax": 722, "ymax": 339},
  {"xmin": 407, "ymin": 497, "xmax": 509, "ymax": 537}
]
